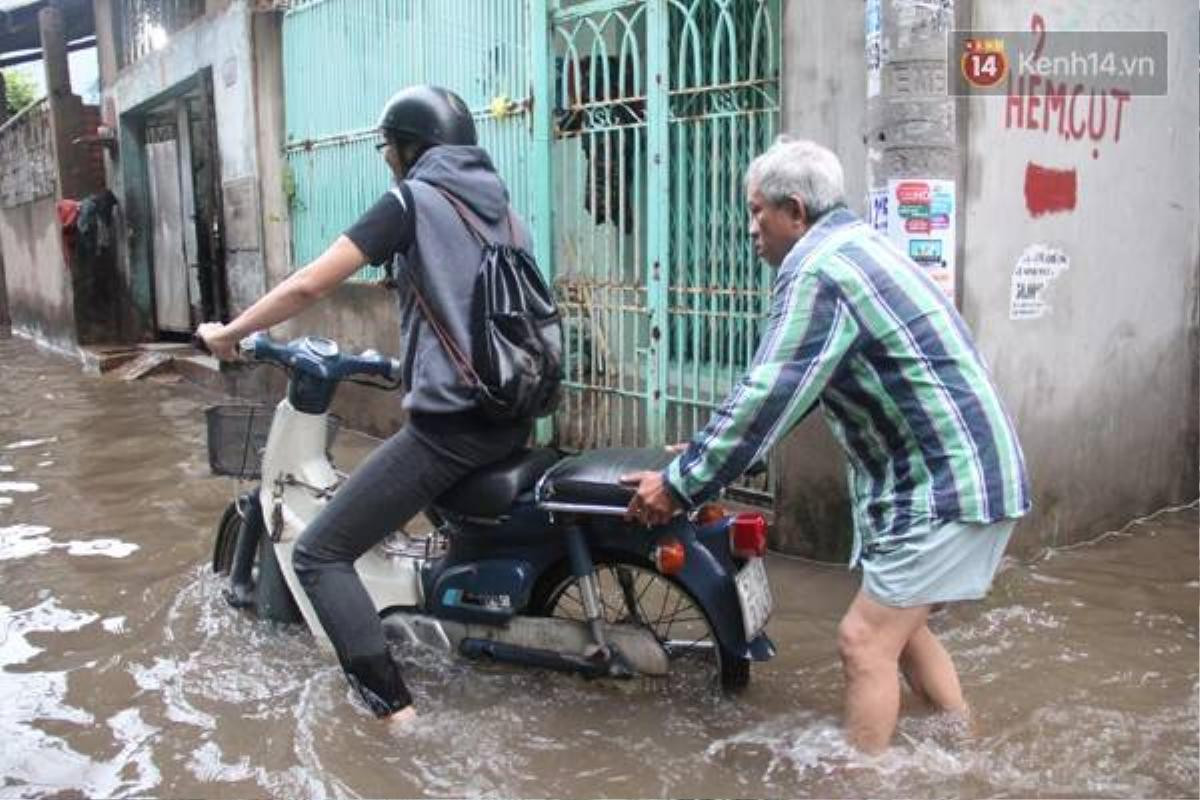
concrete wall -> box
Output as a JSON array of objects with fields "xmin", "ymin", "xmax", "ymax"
[
  {"xmin": 962, "ymin": 0, "xmax": 1200, "ymax": 549},
  {"xmin": 0, "ymin": 246, "xmax": 9, "ymax": 336},
  {"xmin": 772, "ymin": 0, "xmax": 1199, "ymax": 558},
  {"xmin": 0, "ymin": 97, "xmax": 75, "ymax": 350},
  {"xmin": 0, "ymin": 196, "xmax": 75, "ymax": 351},
  {"xmin": 241, "ymin": 9, "xmax": 406, "ymax": 438},
  {"xmin": 773, "ymin": 0, "xmax": 869, "ymax": 558},
  {"xmin": 102, "ymin": 0, "xmax": 266, "ymax": 335},
  {"xmin": 251, "ymin": 10, "xmax": 290, "ymax": 289},
  {"xmin": 781, "ymin": 0, "xmax": 868, "ymax": 215},
  {"xmin": 283, "ymin": 284, "xmax": 406, "ymax": 437}
]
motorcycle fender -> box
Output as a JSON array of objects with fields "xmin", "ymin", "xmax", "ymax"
[
  {"xmin": 671, "ymin": 534, "xmax": 760, "ymax": 659},
  {"xmin": 587, "ymin": 522, "xmax": 758, "ymax": 660},
  {"xmin": 748, "ymin": 632, "xmax": 776, "ymax": 662}
]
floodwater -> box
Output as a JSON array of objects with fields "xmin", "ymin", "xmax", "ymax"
[{"xmin": 0, "ymin": 334, "xmax": 1196, "ymax": 799}]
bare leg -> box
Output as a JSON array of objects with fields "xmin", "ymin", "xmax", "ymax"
[
  {"xmin": 838, "ymin": 590, "xmax": 931, "ymax": 754},
  {"xmin": 899, "ymin": 624, "xmax": 967, "ymax": 713}
]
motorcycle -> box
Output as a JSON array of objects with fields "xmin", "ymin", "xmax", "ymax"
[{"xmin": 207, "ymin": 333, "xmax": 775, "ymax": 690}]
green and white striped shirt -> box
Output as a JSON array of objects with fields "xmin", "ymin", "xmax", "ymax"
[{"xmin": 665, "ymin": 207, "xmax": 1031, "ymax": 556}]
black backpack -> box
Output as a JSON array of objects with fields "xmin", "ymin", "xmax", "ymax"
[{"xmin": 409, "ymin": 186, "xmax": 564, "ymax": 421}]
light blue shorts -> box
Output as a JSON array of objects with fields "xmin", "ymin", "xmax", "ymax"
[{"xmin": 858, "ymin": 518, "xmax": 1016, "ymax": 608}]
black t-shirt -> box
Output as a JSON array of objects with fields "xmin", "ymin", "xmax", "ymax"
[{"xmin": 343, "ymin": 186, "xmax": 417, "ymax": 265}]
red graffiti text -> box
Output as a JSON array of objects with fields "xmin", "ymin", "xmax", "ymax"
[{"xmin": 1006, "ymin": 76, "xmax": 1131, "ymax": 145}]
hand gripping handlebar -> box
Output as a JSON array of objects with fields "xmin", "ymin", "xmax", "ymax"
[{"xmin": 239, "ymin": 332, "xmax": 402, "ymax": 385}]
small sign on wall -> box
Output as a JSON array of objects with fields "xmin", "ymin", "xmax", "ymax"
[
  {"xmin": 885, "ymin": 178, "xmax": 956, "ymax": 301},
  {"xmin": 1010, "ymin": 244, "xmax": 1069, "ymax": 320},
  {"xmin": 868, "ymin": 188, "xmax": 888, "ymax": 234}
]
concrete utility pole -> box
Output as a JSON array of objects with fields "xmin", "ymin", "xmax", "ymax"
[
  {"xmin": 865, "ymin": 0, "xmax": 960, "ymax": 303},
  {"xmin": 39, "ymin": 3, "xmax": 91, "ymax": 200}
]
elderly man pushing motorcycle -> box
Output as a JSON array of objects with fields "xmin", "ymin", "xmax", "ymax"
[{"xmin": 623, "ymin": 137, "xmax": 1030, "ymax": 753}]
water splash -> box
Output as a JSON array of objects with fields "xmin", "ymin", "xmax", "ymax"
[
  {"xmin": 65, "ymin": 539, "xmax": 139, "ymax": 558},
  {"xmin": 4, "ymin": 438, "xmax": 57, "ymax": 450},
  {"xmin": 0, "ymin": 525, "xmax": 138, "ymax": 561},
  {"xmin": 0, "ymin": 524, "xmax": 55, "ymax": 560}
]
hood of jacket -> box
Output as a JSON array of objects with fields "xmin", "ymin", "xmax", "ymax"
[{"xmin": 404, "ymin": 144, "xmax": 510, "ymax": 225}]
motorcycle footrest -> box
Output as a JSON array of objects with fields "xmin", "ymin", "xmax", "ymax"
[{"xmin": 459, "ymin": 637, "xmax": 614, "ymax": 679}]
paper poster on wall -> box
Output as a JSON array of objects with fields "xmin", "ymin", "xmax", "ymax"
[
  {"xmin": 868, "ymin": 188, "xmax": 888, "ymax": 234},
  {"xmin": 865, "ymin": 0, "xmax": 882, "ymax": 97},
  {"xmin": 1010, "ymin": 244, "xmax": 1069, "ymax": 320},
  {"xmin": 886, "ymin": 179, "xmax": 956, "ymax": 301}
]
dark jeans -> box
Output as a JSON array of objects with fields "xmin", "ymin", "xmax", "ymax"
[{"xmin": 292, "ymin": 411, "xmax": 530, "ymax": 716}]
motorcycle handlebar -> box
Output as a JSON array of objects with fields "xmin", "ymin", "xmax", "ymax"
[
  {"xmin": 341, "ymin": 350, "xmax": 403, "ymax": 383},
  {"xmin": 238, "ymin": 332, "xmax": 402, "ymax": 386}
]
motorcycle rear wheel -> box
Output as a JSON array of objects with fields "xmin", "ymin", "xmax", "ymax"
[{"xmin": 531, "ymin": 556, "xmax": 750, "ymax": 691}]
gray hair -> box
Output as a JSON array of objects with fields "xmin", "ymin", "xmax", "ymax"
[{"xmin": 744, "ymin": 136, "xmax": 845, "ymax": 220}]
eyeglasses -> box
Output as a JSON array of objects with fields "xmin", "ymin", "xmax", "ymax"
[{"xmin": 375, "ymin": 141, "xmax": 389, "ymax": 152}]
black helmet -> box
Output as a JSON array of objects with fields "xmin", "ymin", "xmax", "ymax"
[{"xmin": 377, "ymin": 85, "xmax": 477, "ymax": 147}]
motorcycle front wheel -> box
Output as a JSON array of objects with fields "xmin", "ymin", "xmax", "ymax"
[
  {"xmin": 212, "ymin": 499, "xmax": 302, "ymax": 624},
  {"xmin": 531, "ymin": 555, "xmax": 750, "ymax": 691}
]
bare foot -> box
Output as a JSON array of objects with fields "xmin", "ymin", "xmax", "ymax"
[
  {"xmin": 945, "ymin": 705, "xmax": 976, "ymax": 740},
  {"xmin": 386, "ymin": 705, "xmax": 418, "ymax": 733}
]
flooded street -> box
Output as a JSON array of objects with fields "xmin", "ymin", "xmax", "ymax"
[{"xmin": 0, "ymin": 334, "xmax": 1196, "ymax": 799}]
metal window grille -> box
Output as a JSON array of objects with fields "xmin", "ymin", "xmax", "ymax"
[{"xmin": 115, "ymin": 0, "xmax": 206, "ymax": 69}]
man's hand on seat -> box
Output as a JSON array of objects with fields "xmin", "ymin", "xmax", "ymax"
[{"xmin": 620, "ymin": 470, "xmax": 681, "ymax": 527}]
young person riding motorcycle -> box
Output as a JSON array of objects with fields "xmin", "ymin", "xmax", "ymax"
[{"xmin": 196, "ymin": 85, "xmax": 533, "ymax": 728}]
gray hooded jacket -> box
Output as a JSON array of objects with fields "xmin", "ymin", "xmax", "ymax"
[{"xmin": 391, "ymin": 145, "xmax": 531, "ymax": 414}]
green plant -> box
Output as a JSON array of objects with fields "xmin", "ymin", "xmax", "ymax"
[
  {"xmin": 2, "ymin": 70, "xmax": 40, "ymax": 117},
  {"xmin": 281, "ymin": 162, "xmax": 303, "ymax": 211}
]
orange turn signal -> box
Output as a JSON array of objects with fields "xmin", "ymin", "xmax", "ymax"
[
  {"xmin": 694, "ymin": 503, "xmax": 727, "ymax": 525},
  {"xmin": 653, "ymin": 538, "xmax": 686, "ymax": 575}
]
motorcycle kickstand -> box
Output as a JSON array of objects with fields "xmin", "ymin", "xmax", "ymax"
[{"xmin": 564, "ymin": 523, "xmax": 634, "ymax": 679}]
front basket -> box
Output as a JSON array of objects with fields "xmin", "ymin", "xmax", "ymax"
[{"xmin": 204, "ymin": 404, "xmax": 339, "ymax": 479}]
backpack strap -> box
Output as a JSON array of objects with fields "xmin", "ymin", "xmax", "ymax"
[
  {"xmin": 409, "ymin": 278, "xmax": 482, "ymax": 390},
  {"xmin": 390, "ymin": 181, "xmax": 482, "ymax": 388},
  {"xmin": 430, "ymin": 184, "xmax": 516, "ymax": 247}
]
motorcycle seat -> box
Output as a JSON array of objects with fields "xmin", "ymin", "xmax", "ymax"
[
  {"xmin": 535, "ymin": 447, "xmax": 675, "ymax": 511},
  {"xmin": 434, "ymin": 447, "xmax": 561, "ymax": 518}
]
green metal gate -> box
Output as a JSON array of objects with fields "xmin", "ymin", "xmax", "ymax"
[
  {"xmin": 550, "ymin": 0, "xmax": 780, "ymax": 501},
  {"xmin": 282, "ymin": 0, "xmax": 780, "ymax": 500},
  {"xmin": 282, "ymin": 0, "xmax": 542, "ymax": 279}
]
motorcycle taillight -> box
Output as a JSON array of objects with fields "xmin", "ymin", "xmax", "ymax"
[{"xmin": 729, "ymin": 512, "xmax": 768, "ymax": 560}]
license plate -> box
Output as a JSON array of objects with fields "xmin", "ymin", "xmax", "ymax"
[{"xmin": 735, "ymin": 557, "xmax": 772, "ymax": 637}]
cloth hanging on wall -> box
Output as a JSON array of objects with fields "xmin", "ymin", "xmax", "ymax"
[
  {"xmin": 76, "ymin": 190, "xmax": 118, "ymax": 261},
  {"xmin": 558, "ymin": 56, "xmax": 642, "ymax": 234}
]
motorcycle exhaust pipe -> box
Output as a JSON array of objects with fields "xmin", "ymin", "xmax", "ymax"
[
  {"xmin": 459, "ymin": 638, "xmax": 610, "ymax": 678},
  {"xmin": 381, "ymin": 613, "xmax": 669, "ymax": 677}
]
